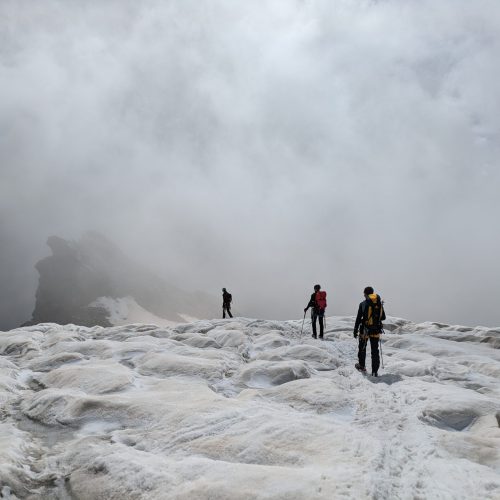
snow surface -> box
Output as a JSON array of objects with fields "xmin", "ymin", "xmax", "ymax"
[
  {"xmin": 90, "ymin": 296, "xmax": 197, "ymax": 327},
  {"xmin": 0, "ymin": 316, "xmax": 499, "ymax": 499}
]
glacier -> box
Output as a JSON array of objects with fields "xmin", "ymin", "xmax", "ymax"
[{"xmin": 0, "ymin": 316, "xmax": 499, "ymax": 499}]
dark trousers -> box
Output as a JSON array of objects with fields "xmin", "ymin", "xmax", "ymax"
[
  {"xmin": 358, "ymin": 335, "xmax": 380, "ymax": 373},
  {"xmin": 311, "ymin": 309, "xmax": 325, "ymax": 337},
  {"xmin": 223, "ymin": 305, "xmax": 233, "ymax": 318}
]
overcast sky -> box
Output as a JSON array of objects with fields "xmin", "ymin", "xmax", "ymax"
[{"xmin": 1, "ymin": 0, "xmax": 499, "ymax": 329}]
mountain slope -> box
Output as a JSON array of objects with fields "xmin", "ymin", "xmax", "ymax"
[{"xmin": 23, "ymin": 231, "xmax": 218, "ymax": 327}]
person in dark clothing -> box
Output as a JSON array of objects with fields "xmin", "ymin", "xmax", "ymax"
[
  {"xmin": 353, "ymin": 286, "xmax": 386, "ymax": 376},
  {"xmin": 304, "ymin": 284, "xmax": 326, "ymax": 339},
  {"xmin": 222, "ymin": 288, "xmax": 233, "ymax": 318}
]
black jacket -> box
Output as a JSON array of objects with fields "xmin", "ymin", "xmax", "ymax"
[
  {"xmin": 222, "ymin": 291, "xmax": 232, "ymax": 306},
  {"xmin": 305, "ymin": 293, "xmax": 319, "ymax": 312},
  {"xmin": 354, "ymin": 295, "xmax": 386, "ymax": 333}
]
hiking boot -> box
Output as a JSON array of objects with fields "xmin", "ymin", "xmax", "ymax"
[
  {"xmin": 312, "ymin": 334, "xmax": 317, "ymax": 339},
  {"xmin": 319, "ymin": 335, "xmax": 324, "ymax": 340},
  {"xmin": 372, "ymin": 372, "xmax": 378, "ymax": 377},
  {"xmin": 355, "ymin": 363, "xmax": 366, "ymax": 373}
]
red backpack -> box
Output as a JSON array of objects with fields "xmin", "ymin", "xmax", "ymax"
[{"xmin": 315, "ymin": 291, "xmax": 327, "ymax": 309}]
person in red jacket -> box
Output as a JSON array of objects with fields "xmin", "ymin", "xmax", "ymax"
[{"xmin": 304, "ymin": 284, "xmax": 327, "ymax": 339}]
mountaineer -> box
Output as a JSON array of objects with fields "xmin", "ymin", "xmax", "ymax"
[
  {"xmin": 304, "ymin": 284, "xmax": 327, "ymax": 339},
  {"xmin": 353, "ymin": 286, "xmax": 386, "ymax": 376}
]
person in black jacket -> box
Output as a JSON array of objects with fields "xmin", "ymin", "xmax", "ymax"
[
  {"xmin": 222, "ymin": 288, "xmax": 233, "ymax": 318},
  {"xmin": 304, "ymin": 284, "xmax": 325, "ymax": 339},
  {"xmin": 353, "ymin": 286, "xmax": 386, "ymax": 376}
]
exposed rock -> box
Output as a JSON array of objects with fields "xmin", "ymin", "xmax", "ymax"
[{"xmin": 23, "ymin": 232, "xmax": 217, "ymax": 327}]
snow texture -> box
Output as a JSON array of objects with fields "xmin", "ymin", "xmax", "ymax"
[
  {"xmin": 90, "ymin": 296, "xmax": 197, "ymax": 327},
  {"xmin": 0, "ymin": 316, "xmax": 499, "ymax": 499}
]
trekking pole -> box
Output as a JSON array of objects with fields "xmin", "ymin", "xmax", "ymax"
[
  {"xmin": 380, "ymin": 337, "xmax": 384, "ymax": 369},
  {"xmin": 300, "ymin": 311, "xmax": 306, "ymax": 335}
]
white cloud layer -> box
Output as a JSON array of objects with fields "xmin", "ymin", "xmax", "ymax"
[{"xmin": 1, "ymin": 0, "xmax": 499, "ymax": 327}]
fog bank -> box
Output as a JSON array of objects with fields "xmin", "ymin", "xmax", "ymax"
[{"xmin": 1, "ymin": 0, "xmax": 499, "ymax": 329}]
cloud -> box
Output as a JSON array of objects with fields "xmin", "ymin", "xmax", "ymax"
[{"xmin": 1, "ymin": 0, "xmax": 499, "ymax": 328}]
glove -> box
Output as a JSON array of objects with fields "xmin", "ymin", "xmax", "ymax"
[
  {"xmin": 353, "ymin": 331, "xmax": 358, "ymax": 339},
  {"xmin": 304, "ymin": 308, "xmax": 307, "ymax": 313}
]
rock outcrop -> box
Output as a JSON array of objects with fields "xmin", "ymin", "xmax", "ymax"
[{"xmin": 23, "ymin": 232, "xmax": 218, "ymax": 327}]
